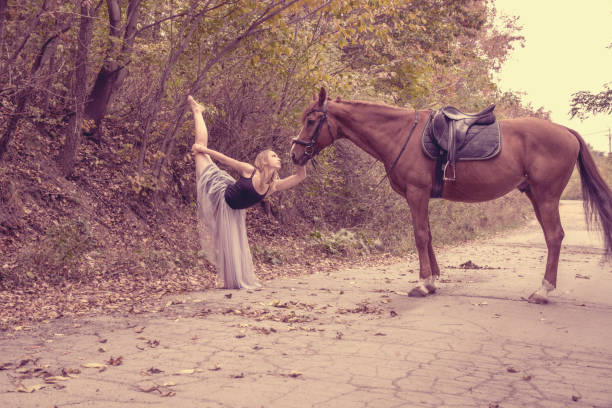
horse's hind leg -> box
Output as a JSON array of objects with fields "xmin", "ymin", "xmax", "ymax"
[{"xmin": 524, "ymin": 187, "xmax": 564, "ymax": 304}]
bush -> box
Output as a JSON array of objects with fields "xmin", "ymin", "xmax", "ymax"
[
  {"xmin": 309, "ymin": 228, "xmax": 372, "ymax": 256},
  {"xmin": 8, "ymin": 218, "xmax": 96, "ymax": 285}
]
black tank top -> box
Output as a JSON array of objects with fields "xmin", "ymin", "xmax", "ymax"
[{"xmin": 224, "ymin": 170, "xmax": 271, "ymax": 210}]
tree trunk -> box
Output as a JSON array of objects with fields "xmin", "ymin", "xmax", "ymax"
[
  {"xmin": 57, "ymin": 2, "xmax": 94, "ymax": 176},
  {"xmin": 0, "ymin": 0, "xmax": 8, "ymax": 53},
  {"xmin": 84, "ymin": 0, "xmax": 142, "ymax": 143}
]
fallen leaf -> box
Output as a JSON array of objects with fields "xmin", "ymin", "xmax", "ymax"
[
  {"xmin": 16, "ymin": 383, "xmax": 47, "ymax": 393},
  {"xmin": 176, "ymin": 369, "xmax": 195, "ymax": 375},
  {"xmin": 208, "ymin": 364, "xmax": 221, "ymax": 371},
  {"xmin": 82, "ymin": 363, "xmax": 106, "ymax": 369},
  {"xmin": 134, "ymin": 326, "xmax": 145, "ymax": 333},
  {"xmin": 107, "ymin": 356, "xmax": 123, "ymax": 366},
  {"xmin": 61, "ymin": 367, "xmax": 80, "ymax": 376},
  {"xmin": 506, "ymin": 367, "xmax": 519, "ymax": 373},
  {"xmin": 138, "ymin": 384, "xmax": 159, "ymax": 393},
  {"xmin": 44, "ymin": 376, "xmax": 70, "ymax": 383},
  {"xmin": 147, "ymin": 339, "xmax": 160, "ymax": 348}
]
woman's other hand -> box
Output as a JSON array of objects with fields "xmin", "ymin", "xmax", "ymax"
[{"xmin": 192, "ymin": 143, "xmax": 209, "ymax": 155}]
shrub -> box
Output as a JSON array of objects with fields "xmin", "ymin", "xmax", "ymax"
[{"xmin": 9, "ymin": 218, "xmax": 96, "ymax": 285}]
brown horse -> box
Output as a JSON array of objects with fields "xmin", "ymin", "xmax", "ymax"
[{"xmin": 290, "ymin": 88, "xmax": 612, "ymax": 303}]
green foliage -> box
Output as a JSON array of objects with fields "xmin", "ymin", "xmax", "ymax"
[
  {"xmin": 251, "ymin": 244, "xmax": 285, "ymax": 265},
  {"xmin": 309, "ymin": 228, "xmax": 372, "ymax": 256}
]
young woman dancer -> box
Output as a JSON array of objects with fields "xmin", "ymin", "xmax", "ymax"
[{"xmin": 189, "ymin": 96, "xmax": 307, "ymax": 289}]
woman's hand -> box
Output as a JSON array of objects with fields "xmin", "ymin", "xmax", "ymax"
[{"xmin": 192, "ymin": 143, "xmax": 208, "ymax": 155}]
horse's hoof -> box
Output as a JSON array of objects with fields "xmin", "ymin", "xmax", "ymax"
[
  {"xmin": 528, "ymin": 293, "xmax": 549, "ymax": 304},
  {"xmin": 408, "ymin": 286, "xmax": 429, "ymax": 297},
  {"xmin": 424, "ymin": 283, "xmax": 437, "ymax": 294}
]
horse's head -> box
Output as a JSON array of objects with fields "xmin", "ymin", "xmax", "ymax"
[{"xmin": 290, "ymin": 87, "xmax": 336, "ymax": 165}]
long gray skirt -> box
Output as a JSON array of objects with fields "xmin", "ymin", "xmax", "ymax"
[{"xmin": 196, "ymin": 163, "xmax": 261, "ymax": 289}]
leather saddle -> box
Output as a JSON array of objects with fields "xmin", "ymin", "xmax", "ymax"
[{"xmin": 431, "ymin": 104, "xmax": 496, "ymax": 181}]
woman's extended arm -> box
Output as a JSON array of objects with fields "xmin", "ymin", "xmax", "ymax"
[
  {"xmin": 271, "ymin": 164, "xmax": 307, "ymax": 193},
  {"xmin": 192, "ymin": 143, "xmax": 254, "ymax": 177}
]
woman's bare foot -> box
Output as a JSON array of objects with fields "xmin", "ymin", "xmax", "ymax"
[{"xmin": 187, "ymin": 95, "xmax": 205, "ymax": 114}]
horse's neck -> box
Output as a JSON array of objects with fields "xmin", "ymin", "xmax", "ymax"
[{"xmin": 334, "ymin": 103, "xmax": 415, "ymax": 162}]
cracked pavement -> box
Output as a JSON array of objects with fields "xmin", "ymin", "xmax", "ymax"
[{"xmin": 1, "ymin": 200, "xmax": 611, "ymax": 407}]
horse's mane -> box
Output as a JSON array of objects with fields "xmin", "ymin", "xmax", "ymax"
[
  {"xmin": 301, "ymin": 97, "xmax": 408, "ymax": 121},
  {"xmin": 337, "ymin": 99, "xmax": 406, "ymax": 111}
]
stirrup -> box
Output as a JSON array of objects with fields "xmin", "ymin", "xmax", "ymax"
[{"xmin": 443, "ymin": 161, "xmax": 456, "ymax": 181}]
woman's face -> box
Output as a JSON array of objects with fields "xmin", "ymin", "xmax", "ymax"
[{"xmin": 267, "ymin": 151, "xmax": 282, "ymax": 170}]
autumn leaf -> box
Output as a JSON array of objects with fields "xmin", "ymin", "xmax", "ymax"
[
  {"xmin": 16, "ymin": 383, "xmax": 47, "ymax": 393},
  {"xmin": 107, "ymin": 356, "xmax": 123, "ymax": 366}
]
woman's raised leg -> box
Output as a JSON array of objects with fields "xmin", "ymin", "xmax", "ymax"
[{"xmin": 188, "ymin": 95, "xmax": 212, "ymax": 174}]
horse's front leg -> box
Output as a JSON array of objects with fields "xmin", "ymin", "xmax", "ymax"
[{"xmin": 406, "ymin": 189, "xmax": 437, "ymax": 297}]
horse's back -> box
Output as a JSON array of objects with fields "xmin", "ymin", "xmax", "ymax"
[
  {"xmin": 500, "ymin": 117, "xmax": 580, "ymax": 159},
  {"xmin": 500, "ymin": 117, "xmax": 580, "ymax": 188}
]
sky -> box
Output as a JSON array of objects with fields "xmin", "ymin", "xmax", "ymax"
[{"xmin": 493, "ymin": 0, "xmax": 612, "ymax": 153}]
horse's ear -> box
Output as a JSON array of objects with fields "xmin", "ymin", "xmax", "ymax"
[{"xmin": 318, "ymin": 87, "xmax": 327, "ymax": 107}]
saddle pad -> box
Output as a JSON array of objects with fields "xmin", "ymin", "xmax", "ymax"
[{"xmin": 421, "ymin": 120, "xmax": 502, "ymax": 161}]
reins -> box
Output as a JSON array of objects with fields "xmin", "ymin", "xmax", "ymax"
[{"xmin": 374, "ymin": 110, "xmax": 419, "ymax": 188}]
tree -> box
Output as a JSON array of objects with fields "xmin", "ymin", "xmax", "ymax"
[
  {"xmin": 570, "ymin": 83, "xmax": 612, "ymax": 120},
  {"xmin": 84, "ymin": 0, "xmax": 142, "ymax": 143},
  {"xmin": 0, "ymin": 1, "xmax": 79, "ymax": 161},
  {"xmin": 569, "ymin": 43, "xmax": 611, "ymax": 120},
  {"xmin": 57, "ymin": 1, "xmax": 95, "ymax": 176}
]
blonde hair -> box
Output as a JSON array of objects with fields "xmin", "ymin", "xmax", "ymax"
[{"xmin": 254, "ymin": 149, "xmax": 279, "ymax": 191}]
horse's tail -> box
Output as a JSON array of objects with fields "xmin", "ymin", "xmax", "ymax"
[{"xmin": 567, "ymin": 128, "xmax": 612, "ymax": 259}]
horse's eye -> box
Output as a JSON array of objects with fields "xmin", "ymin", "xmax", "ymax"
[{"xmin": 307, "ymin": 119, "xmax": 315, "ymax": 126}]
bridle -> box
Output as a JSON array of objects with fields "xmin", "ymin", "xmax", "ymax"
[{"xmin": 291, "ymin": 100, "xmax": 335, "ymax": 160}]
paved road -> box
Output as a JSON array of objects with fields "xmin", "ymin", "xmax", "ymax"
[{"xmin": 1, "ymin": 200, "xmax": 611, "ymax": 408}]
